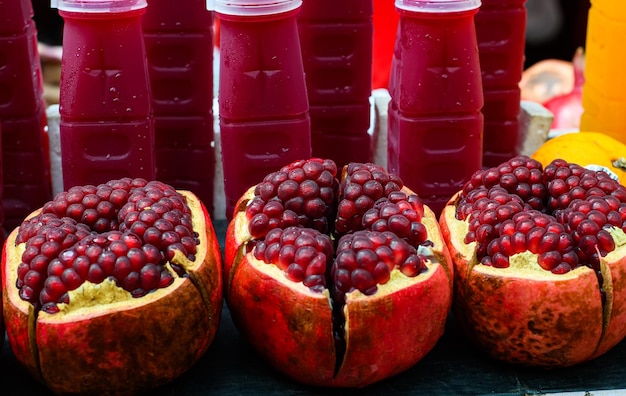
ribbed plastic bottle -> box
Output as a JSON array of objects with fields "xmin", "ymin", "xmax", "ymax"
[
  {"xmin": 580, "ymin": 0, "xmax": 626, "ymax": 143},
  {"xmin": 0, "ymin": 0, "xmax": 52, "ymax": 233},
  {"xmin": 387, "ymin": 0, "xmax": 484, "ymax": 216},
  {"xmin": 475, "ymin": 0, "xmax": 526, "ymax": 168},
  {"xmin": 212, "ymin": 0, "xmax": 312, "ymax": 219},
  {"xmin": 297, "ymin": 0, "xmax": 373, "ymax": 169},
  {"xmin": 143, "ymin": 0, "xmax": 216, "ymax": 214},
  {"xmin": 53, "ymin": 0, "xmax": 156, "ymax": 189}
]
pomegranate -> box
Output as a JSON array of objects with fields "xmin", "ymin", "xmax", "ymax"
[
  {"xmin": 440, "ymin": 155, "xmax": 626, "ymax": 367},
  {"xmin": 225, "ymin": 158, "xmax": 453, "ymax": 387},
  {"xmin": 2, "ymin": 178, "xmax": 223, "ymax": 395},
  {"xmin": 542, "ymin": 48, "xmax": 585, "ymax": 131},
  {"xmin": 520, "ymin": 57, "xmax": 574, "ymax": 104}
]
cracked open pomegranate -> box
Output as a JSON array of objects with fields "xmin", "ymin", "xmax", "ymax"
[
  {"xmin": 224, "ymin": 158, "xmax": 453, "ymax": 387},
  {"xmin": 1, "ymin": 178, "xmax": 223, "ymax": 395},
  {"xmin": 440, "ymin": 155, "xmax": 626, "ymax": 367}
]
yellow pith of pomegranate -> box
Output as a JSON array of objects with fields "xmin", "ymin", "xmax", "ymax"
[
  {"xmin": 224, "ymin": 158, "xmax": 453, "ymax": 387},
  {"xmin": 1, "ymin": 178, "xmax": 223, "ymax": 395},
  {"xmin": 439, "ymin": 155, "xmax": 626, "ymax": 367}
]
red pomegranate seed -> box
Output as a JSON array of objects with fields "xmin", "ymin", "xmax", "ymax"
[
  {"xmin": 14, "ymin": 178, "xmax": 198, "ymax": 311},
  {"xmin": 331, "ymin": 230, "xmax": 428, "ymax": 303},
  {"xmin": 253, "ymin": 226, "xmax": 332, "ymax": 292}
]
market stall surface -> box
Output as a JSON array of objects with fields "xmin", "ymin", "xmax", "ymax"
[{"xmin": 2, "ymin": 220, "xmax": 626, "ymax": 396}]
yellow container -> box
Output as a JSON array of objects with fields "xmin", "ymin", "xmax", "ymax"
[{"xmin": 580, "ymin": 0, "xmax": 626, "ymax": 142}]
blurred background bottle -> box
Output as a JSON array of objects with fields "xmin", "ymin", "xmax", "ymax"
[
  {"xmin": 143, "ymin": 0, "xmax": 216, "ymax": 214},
  {"xmin": 475, "ymin": 0, "xmax": 526, "ymax": 168},
  {"xmin": 213, "ymin": 0, "xmax": 311, "ymax": 219},
  {"xmin": 297, "ymin": 0, "xmax": 373, "ymax": 169},
  {"xmin": 387, "ymin": 0, "xmax": 484, "ymax": 216},
  {"xmin": 0, "ymin": 0, "xmax": 52, "ymax": 234},
  {"xmin": 580, "ymin": 0, "xmax": 626, "ymax": 142},
  {"xmin": 53, "ymin": 0, "xmax": 156, "ymax": 189}
]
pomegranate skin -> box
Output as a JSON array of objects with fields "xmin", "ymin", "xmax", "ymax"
[
  {"xmin": 2, "ymin": 190, "xmax": 223, "ymax": 395},
  {"xmin": 440, "ymin": 192, "xmax": 626, "ymax": 367},
  {"xmin": 225, "ymin": 184, "xmax": 453, "ymax": 387}
]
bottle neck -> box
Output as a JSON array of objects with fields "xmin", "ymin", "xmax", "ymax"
[
  {"xmin": 58, "ymin": 6, "xmax": 146, "ymax": 20},
  {"xmin": 395, "ymin": 0, "xmax": 480, "ymax": 16},
  {"xmin": 395, "ymin": 5, "xmax": 478, "ymax": 19},
  {"xmin": 216, "ymin": 6, "xmax": 299, "ymax": 22}
]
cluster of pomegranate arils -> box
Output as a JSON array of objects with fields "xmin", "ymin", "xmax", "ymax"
[
  {"xmin": 245, "ymin": 158, "xmax": 433, "ymax": 300},
  {"xmin": 15, "ymin": 178, "xmax": 199, "ymax": 314},
  {"xmin": 456, "ymin": 156, "xmax": 626, "ymax": 276}
]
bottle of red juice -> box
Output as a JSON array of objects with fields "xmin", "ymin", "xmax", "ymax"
[
  {"xmin": 143, "ymin": 0, "xmax": 216, "ymax": 214},
  {"xmin": 297, "ymin": 0, "xmax": 373, "ymax": 169},
  {"xmin": 53, "ymin": 0, "xmax": 156, "ymax": 189},
  {"xmin": 475, "ymin": 0, "xmax": 526, "ymax": 168},
  {"xmin": 387, "ymin": 0, "xmax": 484, "ymax": 216},
  {"xmin": 213, "ymin": 0, "xmax": 312, "ymax": 220},
  {"xmin": 0, "ymin": 0, "xmax": 52, "ymax": 233}
]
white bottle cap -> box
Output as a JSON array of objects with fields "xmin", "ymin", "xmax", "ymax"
[
  {"xmin": 51, "ymin": 0, "xmax": 147, "ymax": 13},
  {"xmin": 395, "ymin": 0, "xmax": 481, "ymax": 13},
  {"xmin": 211, "ymin": 0, "xmax": 302, "ymax": 16}
]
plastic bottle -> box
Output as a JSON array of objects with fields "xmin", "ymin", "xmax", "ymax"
[
  {"xmin": 53, "ymin": 0, "xmax": 156, "ymax": 189},
  {"xmin": 297, "ymin": 0, "xmax": 373, "ymax": 169},
  {"xmin": 212, "ymin": 0, "xmax": 312, "ymax": 219},
  {"xmin": 387, "ymin": 0, "xmax": 484, "ymax": 216},
  {"xmin": 0, "ymin": 0, "xmax": 52, "ymax": 233},
  {"xmin": 475, "ymin": 0, "xmax": 526, "ymax": 168},
  {"xmin": 580, "ymin": 0, "xmax": 626, "ymax": 143},
  {"xmin": 143, "ymin": 0, "xmax": 216, "ymax": 214}
]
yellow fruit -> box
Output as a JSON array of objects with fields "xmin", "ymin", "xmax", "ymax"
[{"xmin": 531, "ymin": 131, "xmax": 626, "ymax": 186}]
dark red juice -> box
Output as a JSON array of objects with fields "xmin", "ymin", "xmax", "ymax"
[
  {"xmin": 298, "ymin": 0, "xmax": 373, "ymax": 169},
  {"xmin": 217, "ymin": 3, "xmax": 311, "ymax": 219},
  {"xmin": 143, "ymin": 0, "xmax": 216, "ymax": 214},
  {"xmin": 475, "ymin": 0, "xmax": 526, "ymax": 168},
  {"xmin": 57, "ymin": 0, "xmax": 155, "ymax": 189},
  {"xmin": 388, "ymin": 0, "xmax": 484, "ymax": 216},
  {"xmin": 0, "ymin": 0, "xmax": 52, "ymax": 232}
]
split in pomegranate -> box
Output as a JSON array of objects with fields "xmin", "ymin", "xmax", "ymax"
[
  {"xmin": 225, "ymin": 158, "xmax": 453, "ymax": 387},
  {"xmin": 440, "ymin": 155, "xmax": 626, "ymax": 367},
  {"xmin": 2, "ymin": 178, "xmax": 223, "ymax": 395}
]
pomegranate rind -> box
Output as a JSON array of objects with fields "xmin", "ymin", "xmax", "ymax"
[
  {"xmin": 1, "ymin": 191, "xmax": 223, "ymax": 395},
  {"xmin": 337, "ymin": 261, "xmax": 451, "ymax": 387},
  {"xmin": 225, "ymin": 191, "xmax": 453, "ymax": 387},
  {"xmin": 224, "ymin": 185, "xmax": 256, "ymax": 282},
  {"xmin": 439, "ymin": 193, "xmax": 626, "ymax": 367},
  {"xmin": 227, "ymin": 254, "xmax": 337, "ymax": 384},
  {"xmin": 591, "ymin": 242, "xmax": 626, "ymax": 359}
]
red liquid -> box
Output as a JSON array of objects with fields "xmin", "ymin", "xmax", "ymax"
[
  {"xmin": 0, "ymin": 0, "xmax": 52, "ymax": 233},
  {"xmin": 218, "ymin": 9, "xmax": 311, "ymax": 219},
  {"xmin": 143, "ymin": 0, "xmax": 216, "ymax": 214},
  {"xmin": 387, "ymin": 6, "xmax": 484, "ymax": 216},
  {"xmin": 59, "ymin": 8, "xmax": 155, "ymax": 189},
  {"xmin": 298, "ymin": 0, "xmax": 373, "ymax": 169},
  {"xmin": 475, "ymin": 0, "xmax": 526, "ymax": 168}
]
